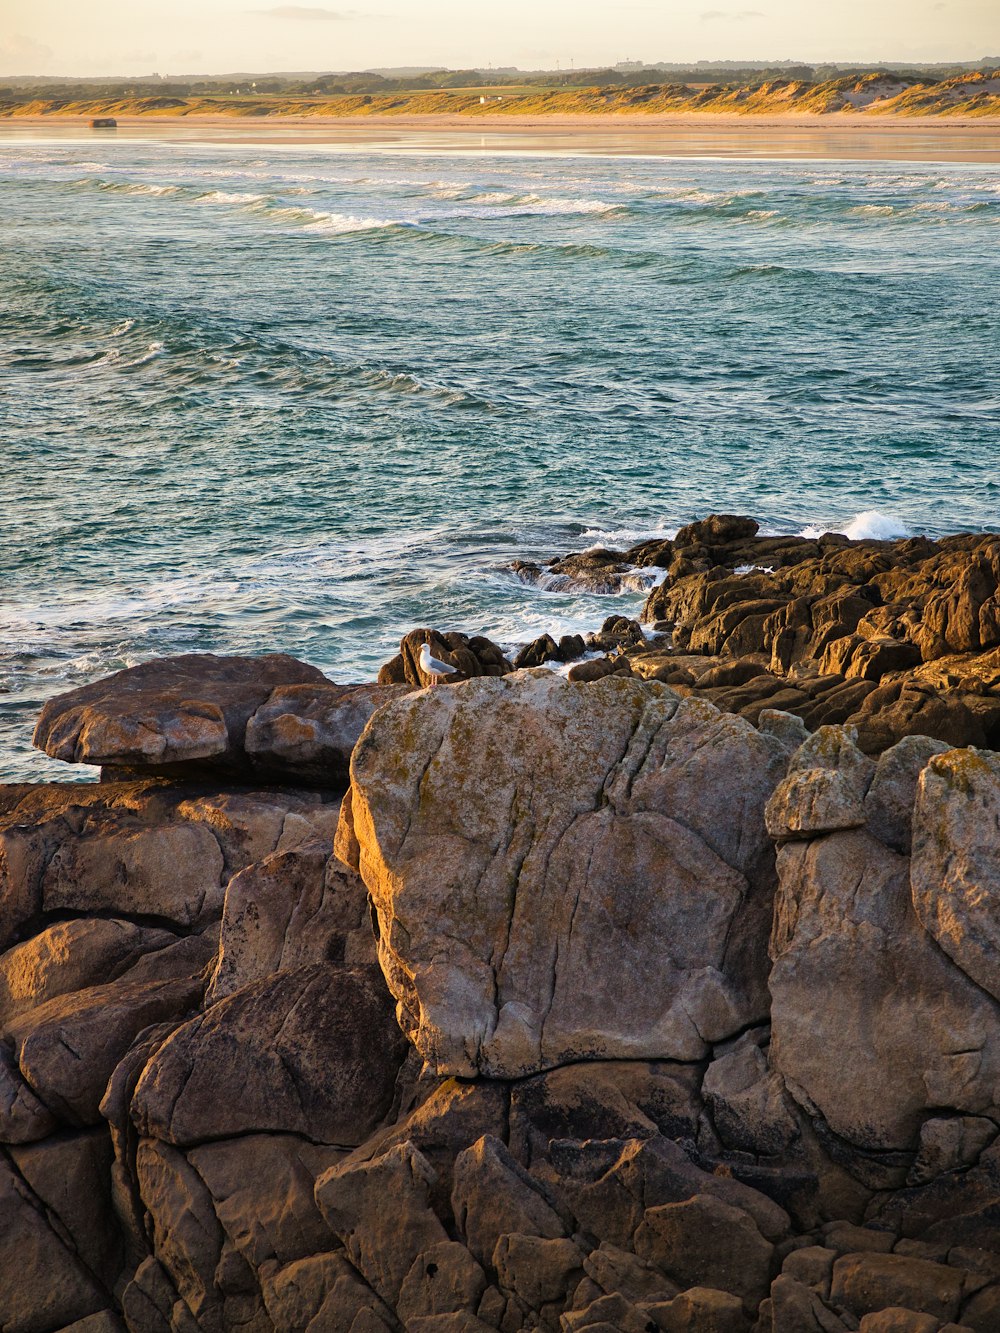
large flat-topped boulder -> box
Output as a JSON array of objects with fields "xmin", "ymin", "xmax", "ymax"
[
  {"xmin": 33, "ymin": 653, "xmax": 326, "ymax": 770},
  {"xmin": 343, "ymin": 672, "xmax": 789, "ymax": 1078},
  {"xmin": 32, "ymin": 654, "xmax": 409, "ymax": 785}
]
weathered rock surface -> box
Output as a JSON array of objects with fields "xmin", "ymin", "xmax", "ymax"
[
  {"xmin": 242, "ymin": 681, "xmax": 412, "ymax": 784},
  {"xmin": 206, "ymin": 836, "xmax": 374, "ymax": 1003},
  {"xmin": 0, "ymin": 780, "xmax": 338, "ymax": 949},
  {"xmin": 911, "ymin": 748, "xmax": 1000, "ymax": 1001},
  {"xmin": 33, "ymin": 652, "xmax": 326, "ymax": 771},
  {"xmin": 345, "ymin": 672, "xmax": 788, "ymax": 1077},
  {"xmin": 10, "ymin": 966, "xmax": 206, "ymax": 1126},
  {"xmin": 132, "ymin": 962, "xmax": 407, "ymax": 1146},
  {"xmin": 32, "ymin": 653, "xmax": 407, "ymax": 786},
  {"xmin": 770, "ymin": 826, "xmax": 1000, "ymax": 1155},
  {"xmin": 0, "ymin": 1152, "xmax": 109, "ymax": 1332},
  {"xmin": 4, "ymin": 619, "xmax": 1000, "ymax": 1333}
]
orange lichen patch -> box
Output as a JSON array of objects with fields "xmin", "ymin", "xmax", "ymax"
[{"xmin": 925, "ymin": 746, "xmax": 998, "ymax": 795}]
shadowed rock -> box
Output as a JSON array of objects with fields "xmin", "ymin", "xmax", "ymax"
[{"xmin": 131, "ymin": 963, "xmax": 408, "ymax": 1146}]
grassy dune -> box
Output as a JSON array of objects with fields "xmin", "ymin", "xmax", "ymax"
[{"xmin": 4, "ymin": 71, "xmax": 1000, "ymax": 120}]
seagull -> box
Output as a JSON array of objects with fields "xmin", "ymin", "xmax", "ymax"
[{"xmin": 419, "ymin": 641, "xmax": 459, "ymax": 686}]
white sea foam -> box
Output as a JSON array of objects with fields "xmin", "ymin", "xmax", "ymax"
[
  {"xmin": 842, "ymin": 511, "xmax": 910, "ymax": 541},
  {"xmin": 267, "ymin": 205, "xmax": 397, "ymax": 234},
  {"xmin": 118, "ymin": 182, "xmax": 182, "ymax": 197},
  {"xmin": 654, "ymin": 187, "xmax": 762, "ymax": 206},
  {"xmin": 427, "ymin": 183, "xmax": 474, "ymax": 199},
  {"xmin": 441, "ymin": 194, "xmax": 621, "ymax": 218},
  {"xmin": 534, "ymin": 650, "xmax": 606, "ymax": 678},
  {"xmin": 800, "ymin": 510, "xmax": 910, "ymax": 541},
  {"xmin": 525, "ymin": 566, "xmax": 660, "ymax": 595},
  {"xmin": 92, "ymin": 341, "xmax": 164, "ymax": 369},
  {"xmin": 579, "ymin": 524, "xmax": 678, "ymax": 549},
  {"xmin": 69, "ymin": 178, "xmax": 182, "ymax": 197},
  {"xmin": 127, "ymin": 342, "xmax": 165, "ymax": 367},
  {"xmin": 196, "ymin": 190, "xmax": 268, "ymax": 205},
  {"xmin": 4, "ymin": 573, "xmax": 251, "ymax": 636}
]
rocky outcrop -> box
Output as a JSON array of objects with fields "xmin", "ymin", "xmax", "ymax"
[
  {"xmin": 646, "ymin": 528, "xmax": 1000, "ymax": 753},
  {"xmin": 527, "ymin": 519, "xmax": 1000, "ymax": 758},
  {"xmin": 510, "ymin": 550, "xmax": 659, "ymax": 595},
  {"xmin": 32, "ymin": 653, "xmax": 408, "ymax": 785},
  {"xmin": 4, "ymin": 649, "xmax": 1000, "ymax": 1332},
  {"xmin": 377, "ymin": 628, "xmax": 513, "ymax": 688},
  {"xmin": 0, "ymin": 779, "xmax": 338, "ymax": 949}
]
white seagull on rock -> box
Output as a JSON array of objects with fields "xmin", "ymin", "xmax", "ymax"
[{"xmin": 418, "ymin": 641, "xmax": 459, "ymax": 686}]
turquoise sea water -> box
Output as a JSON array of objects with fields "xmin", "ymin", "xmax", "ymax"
[{"xmin": 2, "ymin": 134, "xmax": 999, "ymax": 780}]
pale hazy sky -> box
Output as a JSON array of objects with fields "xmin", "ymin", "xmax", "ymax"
[{"xmin": 3, "ymin": 0, "xmax": 998, "ymax": 77}]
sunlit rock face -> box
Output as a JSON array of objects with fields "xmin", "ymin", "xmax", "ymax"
[{"xmin": 344, "ymin": 672, "xmax": 788, "ymax": 1078}]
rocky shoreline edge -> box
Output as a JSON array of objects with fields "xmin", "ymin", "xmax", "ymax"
[{"xmin": 3, "ymin": 515, "xmax": 1000, "ymax": 1333}]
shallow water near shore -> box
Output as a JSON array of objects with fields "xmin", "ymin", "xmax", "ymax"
[{"xmin": 2, "ymin": 135, "xmax": 999, "ymax": 781}]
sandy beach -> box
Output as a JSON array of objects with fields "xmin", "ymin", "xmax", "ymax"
[{"xmin": 3, "ymin": 111, "xmax": 1000, "ymax": 160}]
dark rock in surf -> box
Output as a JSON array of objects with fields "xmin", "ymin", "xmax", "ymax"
[{"xmin": 378, "ymin": 628, "xmax": 512, "ymax": 688}]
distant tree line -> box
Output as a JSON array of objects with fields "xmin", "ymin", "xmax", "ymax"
[{"xmin": 2, "ymin": 59, "xmax": 998, "ymax": 102}]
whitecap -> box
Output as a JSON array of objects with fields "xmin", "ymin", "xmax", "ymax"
[
  {"xmin": 799, "ymin": 511, "xmax": 909, "ymax": 541},
  {"xmin": 125, "ymin": 342, "xmax": 165, "ymax": 367},
  {"xmin": 120, "ymin": 182, "xmax": 182, "ymax": 197},
  {"xmin": 842, "ymin": 510, "xmax": 910, "ymax": 541},
  {"xmin": 196, "ymin": 190, "xmax": 268, "ymax": 205},
  {"xmin": 267, "ymin": 205, "xmax": 398, "ymax": 235},
  {"xmin": 439, "ymin": 195, "xmax": 621, "ymax": 219}
]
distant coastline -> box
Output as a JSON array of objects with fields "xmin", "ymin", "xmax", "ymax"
[{"xmin": 3, "ymin": 70, "xmax": 1000, "ymax": 123}]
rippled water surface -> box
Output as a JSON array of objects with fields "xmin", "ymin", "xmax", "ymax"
[{"xmin": 2, "ymin": 135, "xmax": 999, "ymax": 779}]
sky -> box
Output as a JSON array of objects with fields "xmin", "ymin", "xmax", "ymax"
[{"xmin": 2, "ymin": 0, "xmax": 999, "ymax": 77}]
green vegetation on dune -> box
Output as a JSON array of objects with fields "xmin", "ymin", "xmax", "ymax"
[{"xmin": 2, "ymin": 70, "xmax": 1000, "ymax": 119}]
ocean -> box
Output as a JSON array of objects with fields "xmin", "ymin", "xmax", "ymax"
[{"xmin": 1, "ymin": 132, "xmax": 998, "ymax": 781}]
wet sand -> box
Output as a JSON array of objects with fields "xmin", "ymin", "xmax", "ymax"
[{"xmin": 3, "ymin": 112, "xmax": 1000, "ymax": 161}]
